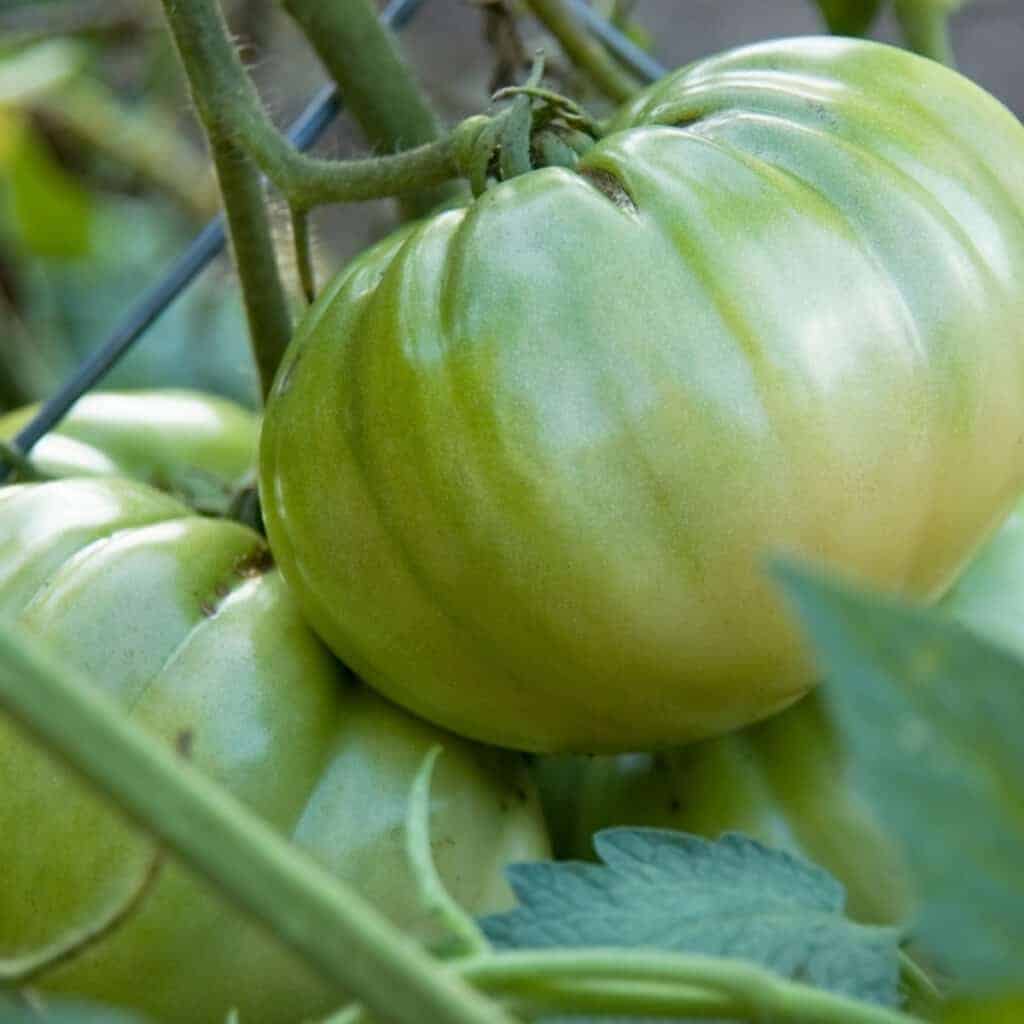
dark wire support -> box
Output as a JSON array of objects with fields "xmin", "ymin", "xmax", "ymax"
[
  {"xmin": 2, "ymin": 0, "xmax": 666, "ymax": 480},
  {"xmin": 565, "ymin": 0, "xmax": 667, "ymax": 83}
]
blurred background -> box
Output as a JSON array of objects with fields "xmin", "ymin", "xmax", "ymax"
[{"xmin": 0, "ymin": 0, "xmax": 1020, "ymax": 414}]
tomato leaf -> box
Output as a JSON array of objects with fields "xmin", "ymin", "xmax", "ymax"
[
  {"xmin": 480, "ymin": 828, "xmax": 901, "ymax": 1007},
  {"xmin": 773, "ymin": 561, "xmax": 1024, "ymax": 989}
]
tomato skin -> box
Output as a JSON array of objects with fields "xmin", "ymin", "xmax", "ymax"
[
  {"xmin": 0, "ymin": 390, "xmax": 257, "ymax": 497},
  {"xmin": 0, "ymin": 478, "xmax": 550, "ymax": 1024},
  {"xmin": 261, "ymin": 37, "xmax": 1024, "ymax": 753}
]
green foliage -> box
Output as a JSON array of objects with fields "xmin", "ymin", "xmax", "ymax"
[
  {"xmin": 0, "ymin": 113, "xmax": 92, "ymax": 259},
  {"xmin": 774, "ymin": 563, "xmax": 1024, "ymax": 991},
  {"xmin": 481, "ymin": 829, "xmax": 902, "ymax": 1006}
]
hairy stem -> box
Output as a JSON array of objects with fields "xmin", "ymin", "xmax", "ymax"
[
  {"xmin": 0, "ymin": 623, "xmax": 517, "ymax": 1024},
  {"xmin": 207, "ymin": 135, "xmax": 292, "ymax": 401},
  {"xmin": 34, "ymin": 79, "xmax": 218, "ymax": 220},
  {"xmin": 523, "ymin": 0, "xmax": 638, "ymax": 103},
  {"xmin": 279, "ymin": 0, "xmax": 454, "ymax": 217},
  {"xmin": 159, "ymin": 0, "xmax": 292, "ymax": 400},
  {"xmin": 155, "ymin": 0, "xmax": 482, "ymax": 211}
]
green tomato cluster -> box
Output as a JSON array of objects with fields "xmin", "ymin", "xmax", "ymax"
[{"xmin": 0, "ymin": 394, "xmax": 549, "ymax": 1024}]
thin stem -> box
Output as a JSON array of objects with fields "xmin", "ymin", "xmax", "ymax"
[
  {"xmin": 206, "ymin": 134, "xmax": 292, "ymax": 401},
  {"xmin": 892, "ymin": 1, "xmax": 956, "ymax": 66},
  {"xmin": 500, "ymin": 978, "xmax": 734, "ymax": 1019},
  {"xmin": 279, "ymin": 0, "xmax": 454, "ymax": 218},
  {"xmin": 0, "ymin": 623, "xmax": 517, "ymax": 1024},
  {"xmin": 523, "ymin": 0, "xmax": 639, "ymax": 103},
  {"xmin": 159, "ymin": 0, "xmax": 292, "ymax": 401},
  {"xmin": 290, "ymin": 205, "xmax": 316, "ymax": 304},
  {"xmin": 899, "ymin": 950, "xmax": 943, "ymax": 1009},
  {"xmin": 460, "ymin": 950, "xmax": 924, "ymax": 1024},
  {"xmin": 406, "ymin": 748, "xmax": 490, "ymax": 957}
]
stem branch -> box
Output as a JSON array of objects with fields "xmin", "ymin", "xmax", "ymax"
[
  {"xmin": 157, "ymin": 0, "xmax": 483, "ymax": 211},
  {"xmin": 280, "ymin": 0, "xmax": 453, "ymax": 217}
]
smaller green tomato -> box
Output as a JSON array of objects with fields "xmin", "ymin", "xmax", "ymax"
[
  {"xmin": 534, "ymin": 690, "xmax": 912, "ymax": 925},
  {"xmin": 0, "ymin": 477, "xmax": 549, "ymax": 1024},
  {"xmin": 0, "ymin": 390, "xmax": 257, "ymax": 501}
]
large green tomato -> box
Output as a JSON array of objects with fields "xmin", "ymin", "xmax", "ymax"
[
  {"xmin": 0, "ymin": 390, "xmax": 257, "ymax": 500},
  {"xmin": 260, "ymin": 37, "xmax": 1024, "ymax": 754},
  {"xmin": 0, "ymin": 477, "xmax": 550, "ymax": 1024}
]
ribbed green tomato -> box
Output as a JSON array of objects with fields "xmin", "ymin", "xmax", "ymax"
[
  {"xmin": 0, "ymin": 477, "xmax": 550, "ymax": 1024},
  {"xmin": 0, "ymin": 390, "xmax": 257, "ymax": 499},
  {"xmin": 261, "ymin": 37, "xmax": 1024, "ymax": 754}
]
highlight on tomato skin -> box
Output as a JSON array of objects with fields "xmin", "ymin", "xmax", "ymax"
[
  {"xmin": 260, "ymin": 36, "xmax": 1024, "ymax": 755},
  {"xmin": 0, "ymin": 463, "xmax": 550, "ymax": 1024}
]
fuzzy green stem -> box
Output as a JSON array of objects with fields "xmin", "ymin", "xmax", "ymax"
[
  {"xmin": 0, "ymin": 623, "xmax": 517, "ymax": 1024},
  {"xmin": 279, "ymin": 0, "xmax": 454, "ymax": 218},
  {"xmin": 207, "ymin": 134, "xmax": 293, "ymax": 401},
  {"xmin": 460, "ymin": 950, "xmax": 924, "ymax": 1024},
  {"xmin": 159, "ymin": 0, "xmax": 293, "ymax": 401},
  {"xmin": 892, "ymin": 1, "xmax": 956, "ymax": 66},
  {"xmin": 523, "ymin": 0, "xmax": 639, "ymax": 103},
  {"xmin": 155, "ymin": 0, "xmax": 485, "ymax": 211}
]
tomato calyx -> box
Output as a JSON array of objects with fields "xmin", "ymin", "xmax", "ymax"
[{"xmin": 455, "ymin": 57, "xmax": 604, "ymax": 196}]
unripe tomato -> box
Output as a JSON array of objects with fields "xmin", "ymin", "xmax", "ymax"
[
  {"xmin": 0, "ymin": 477, "xmax": 550, "ymax": 1024},
  {"xmin": 533, "ymin": 691, "xmax": 913, "ymax": 925},
  {"xmin": 0, "ymin": 390, "xmax": 257, "ymax": 501},
  {"xmin": 261, "ymin": 37, "xmax": 1024, "ymax": 753}
]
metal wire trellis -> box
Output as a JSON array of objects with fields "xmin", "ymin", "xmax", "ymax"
[{"xmin": 0, "ymin": 0, "xmax": 667, "ymax": 481}]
